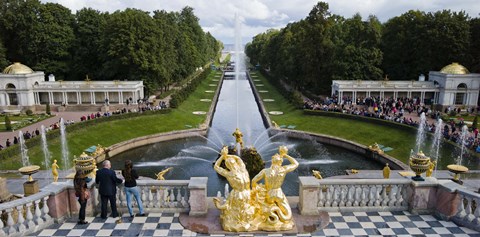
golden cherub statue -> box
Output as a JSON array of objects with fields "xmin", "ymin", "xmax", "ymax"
[
  {"xmin": 232, "ymin": 128, "xmax": 244, "ymax": 149},
  {"xmin": 312, "ymin": 169, "xmax": 323, "ymax": 179},
  {"xmin": 52, "ymin": 159, "xmax": 59, "ymax": 182},
  {"xmin": 156, "ymin": 167, "xmax": 173, "ymax": 180}
]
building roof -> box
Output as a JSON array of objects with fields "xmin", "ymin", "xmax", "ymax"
[
  {"xmin": 440, "ymin": 62, "xmax": 469, "ymax": 75},
  {"xmin": 2, "ymin": 62, "xmax": 34, "ymax": 74}
]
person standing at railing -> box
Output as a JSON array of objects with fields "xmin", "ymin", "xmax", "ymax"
[
  {"xmin": 96, "ymin": 160, "xmax": 123, "ymax": 219},
  {"xmin": 74, "ymin": 170, "xmax": 90, "ymax": 225},
  {"xmin": 121, "ymin": 160, "xmax": 146, "ymax": 218}
]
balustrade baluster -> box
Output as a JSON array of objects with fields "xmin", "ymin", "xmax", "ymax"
[
  {"xmin": 318, "ymin": 188, "xmax": 325, "ymax": 207},
  {"xmin": 374, "ymin": 185, "xmax": 381, "ymax": 206},
  {"xmin": 6, "ymin": 208, "xmax": 15, "ymax": 235},
  {"xmin": 381, "ymin": 185, "xmax": 389, "ymax": 206},
  {"xmin": 0, "ymin": 210, "xmax": 5, "ymax": 237},
  {"xmin": 42, "ymin": 196, "xmax": 51, "ymax": 221},
  {"xmin": 157, "ymin": 188, "xmax": 164, "ymax": 208},
  {"xmin": 465, "ymin": 196, "xmax": 475, "ymax": 222},
  {"xmin": 176, "ymin": 188, "xmax": 182, "ymax": 207},
  {"xmin": 163, "ymin": 187, "xmax": 170, "ymax": 207},
  {"xmin": 360, "ymin": 186, "xmax": 367, "ymax": 207},
  {"xmin": 388, "ymin": 185, "xmax": 396, "ymax": 206},
  {"xmin": 148, "ymin": 187, "xmax": 154, "ymax": 208},
  {"xmin": 473, "ymin": 197, "xmax": 480, "ymax": 226},
  {"xmin": 346, "ymin": 185, "xmax": 354, "ymax": 207},
  {"xmin": 367, "ymin": 185, "xmax": 375, "ymax": 206},
  {"xmin": 34, "ymin": 200, "xmax": 43, "ymax": 226},
  {"xmin": 395, "ymin": 185, "xmax": 404, "ymax": 206},
  {"xmin": 15, "ymin": 205, "xmax": 26, "ymax": 233},
  {"xmin": 353, "ymin": 187, "xmax": 361, "ymax": 206},
  {"xmin": 183, "ymin": 186, "xmax": 189, "ymax": 207},
  {"xmin": 325, "ymin": 186, "xmax": 332, "ymax": 207},
  {"xmin": 94, "ymin": 187, "xmax": 100, "ymax": 206},
  {"xmin": 339, "ymin": 185, "xmax": 347, "ymax": 207},
  {"xmin": 332, "ymin": 186, "xmax": 339, "ymax": 207},
  {"xmin": 456, "ymin": 195, "xmax": 467, "ymax": 218},
  {"xmin": 25, "ymin": 203, "xmax": 35, "ymax": 230},
  {"xmin": 170, "ymin": 187, "xmax": 176, "ymax": 207}
]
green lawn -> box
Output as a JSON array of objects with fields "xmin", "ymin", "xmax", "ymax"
[
  {"xmin": 250, "ymin": 71, "xmax": 417, "ymax": 163},
  {"xmin": 0, "ymin": 69, "xmax": 222, "ymax": 170}
]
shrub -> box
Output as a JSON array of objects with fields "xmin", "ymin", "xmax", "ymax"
[
  {"xmin": 449, "ymin": 110, "xmax": 457, "ymax": 117},
  {"xmin": 472, "ymin": 115, "xmax": 478, "ymax": 130},
  {"xmin": 4, "ymin": 115, "xmax": 11, "ymax": 131},
  {"xmin": 25, "ymin": 109, "xmax": 33, "ymax": 116}
]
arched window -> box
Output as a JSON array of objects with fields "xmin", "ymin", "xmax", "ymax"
[
  {"xmin": 455, "ymin": 83, "xmax": 467, "ymax": 105},
  {"xmin": 5, "ymin": 83, "xmax": 18, "ymax": 105}
]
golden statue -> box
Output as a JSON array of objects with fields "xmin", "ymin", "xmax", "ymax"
[
  {"xmin": 251, "ymin": 146, "xmax": 298, "ymax": 231},
  {"xmin": 368, "ymin": 142, "xmax": 384, "ymax": 155},
  {"xmin": 232, "ymin": 128, "xmax": 244, "ymax": 149},
  {"xmin": 383, "ymin": 163, "xmax": 391, "ymax": 179},
  {"xmin": 272, "ymin": 121, "xmax": 279, "ymax": 129},
  {"xmin": 426, "ymin": 160, "xmax": 436, "ymax": 177},
  {"xmin": 52, "ymin": 160, "xmax": 59, "ymax": 182},
  {"xmin": 312, "ymin": 169, "xmax": 323, "ymax": 179},
  {"xmin": 351, "ymin": 169, "xmax": 359, "ymax": 174},
  {"xmin": 213, "ymin": 146, "xmax": 255, "ymax": 231},
  {"xmin": 156, "ymin": 167, "xmax": 173, "ymax": 180}
]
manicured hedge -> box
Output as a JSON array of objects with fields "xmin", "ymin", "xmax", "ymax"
[
  {"xmin": 170, "ymin": 68, "xmax": 212, "ymax": 108},
  {"xmin": 259, "ymin": 69, "xmax": 303, "ymax": 109}
]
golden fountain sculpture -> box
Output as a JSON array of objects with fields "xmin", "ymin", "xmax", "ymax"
[
  {"xmin": 18, "ymin": 165, "xmax": 40, "ymax": 182},
  {"xmin": 232, "ymin": 128, "xmax": 244, "ymax": 149},
  {"xmin": 409, "ymin": 151, "xmax": 433, "ymax": 181},
  {"xmin": 74, "ymin": 152, "xmax": 97, "ymax": 178},
  {"xmin": 156, "ymin": 167, "xmax": 173, "ymax": 180},
  {"xmin": 368, "ymin": 142, "xmax": 384, "ymax": 155},
  {"xmin": 213, "ymin": 145, "xmax": 298, "ymax": 232},
  {"xmin": 447, "ymin": 164, "xmax": 469, "ymax": 185}
]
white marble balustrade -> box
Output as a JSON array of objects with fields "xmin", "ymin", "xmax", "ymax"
[
  {"xmin": 453, "ymin": 188, "xmax": 480, "ymax": 232},
  {"xmin": 299, "ymin": 177, "xmax": 411, "ymax": 214},
  {"xmin": 106, "ymin": 180, "xmax": 191, "ymax": 214},
  {"xmin": 0, "ymin": 191, "xmax": 52, "ymax": 237}
]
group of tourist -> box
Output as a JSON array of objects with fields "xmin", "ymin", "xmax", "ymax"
[
  {"xmin": 1, "ymin": 101, "xmax": 169, "ymax": 150},
  {"xmin": 305, "ymin": 95, "xmax": 480, "ymax": 152},
  {"xmin": 73, "ymin": 159, "xmax": 145, "ymax": 224}
]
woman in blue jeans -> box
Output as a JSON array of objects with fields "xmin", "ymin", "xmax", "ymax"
[{"xmin": 122, "ymin": 160, "xmax": 146, "ymax": 217}]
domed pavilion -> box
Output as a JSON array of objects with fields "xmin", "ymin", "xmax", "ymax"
[
  {"xmin": 0, "ymin": 63, "xmax": 144, "ymax": 113},
  {"xmin": 331, "ymin": 62, "xmax": 480, "ymax": 109}
]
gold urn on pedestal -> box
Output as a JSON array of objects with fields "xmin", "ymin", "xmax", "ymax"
[
  {"xmin": 74, "ymin": 152, "xmax": 97, "ymax": 178},
  {"xmin": 18, "ymin": 165, "xmax": 40, "ymax": 196},
  {"xmin": 409, "ymin": 151, "xmax": 432, "ymax": 181}
]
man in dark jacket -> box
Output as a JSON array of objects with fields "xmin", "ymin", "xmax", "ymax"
[{"xmin": 96, "ymin": 160, "xmax": 123, "ymax": 219}]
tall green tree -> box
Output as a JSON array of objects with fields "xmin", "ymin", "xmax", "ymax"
[{"xmin": 0, "ymin": 37, "xmax": 8, "ymax": 69}]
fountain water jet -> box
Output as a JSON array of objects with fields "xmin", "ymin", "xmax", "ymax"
[
  {"xmin": 415, "ymin": 112, "xmax": 427, "ymax": 152},
  {"xmin": 429, "ymin": 119, "xmax": 443, "ymax": 177},
  {"xmin": 40, "ymin": 125, "xmax": 52, "ymax": 181},
  {"xmin": 18, "ymin": 131, "xmax": 30, "ymax": 167},
  {"xmin": 60, "ymin": 118, "xmax": 70, "ymax": 176}
]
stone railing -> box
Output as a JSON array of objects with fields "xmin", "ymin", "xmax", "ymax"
[
  {"xmin": 299, "ymin": 177, "xmax": 410, "ymax": 214},
  {"xmin": 0, "ymin": 189, "xmax": 53, "ymax": 237},
  {"xmin": 452, "ymin": 187, "xmax": 480, "ymax": 232},
  {"xmin": 92, "ymin": 177, "xmax": 208, "ymax": 216}
]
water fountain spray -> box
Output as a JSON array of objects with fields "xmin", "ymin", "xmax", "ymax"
[
  {"xmin": 60, "ymin": 118, "xmax": 70, "ymax": 176},
  {"xmin": 18, "ymin": 131, "xmax": 30, "ymax": 167}
]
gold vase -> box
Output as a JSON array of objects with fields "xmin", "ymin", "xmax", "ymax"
[{"xmin": 409, "ymin": 151, "xmax": 431, "ymax": 181}]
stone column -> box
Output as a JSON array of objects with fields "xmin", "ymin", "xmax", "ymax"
[
  {"xmin": 299, "ymin": 176, "xmax": 320, "ymax": 215},
  {"xmin": 188, "ymin": 177, "xmax": 208, "ymax": 216},
  {"xmin": 77, "ymin": 92, "xmax": 81, "ymax": 104},
  {"xmin": 434, "ymin": 180, "xmax": 463, "ymax": 220}
]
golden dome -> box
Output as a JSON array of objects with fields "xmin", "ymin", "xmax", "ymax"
[
  {"xmin": 2, "ymin": 62, "xmax": 34, "ymax": 74},
  {"xmin": 440, "ymin": 62, "xmax": 469, "ymax": 75}
]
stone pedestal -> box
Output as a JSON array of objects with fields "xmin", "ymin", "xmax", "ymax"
[
  {"xmin": 299, "ymin": 176, "xmax": 320, "ymax": 215},
  {"xmin": 24, "ymin": 180, "xmax": 39, "ymax": 196},
  {"xmin": 0, "ymin": 177, "xmax": 12, "ymax": 201},
  {"xmin": 188, "ymin": 177, "xmax": 208, "ymax": 216},
  {"xmin": 409, "ymin": 177, "xmax": 438, "ymax": 214}
]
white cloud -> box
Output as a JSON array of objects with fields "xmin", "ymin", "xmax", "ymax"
[{"xmin": 41, "ymin": 0, "xmax": 480, "ymax": 44}]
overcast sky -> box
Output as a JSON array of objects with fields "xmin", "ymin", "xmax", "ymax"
[{"xmin": 41, "ymin": 0, "xmax": 480, "ymax": 44}]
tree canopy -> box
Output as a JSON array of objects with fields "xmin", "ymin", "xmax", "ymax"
[
  {"xmin": 246, "ymin": 2, "xmax": 479, "ymax": 95},
  {"xmin": 0, "ymin": 1, "xmax": 221, "ymax": 94}
]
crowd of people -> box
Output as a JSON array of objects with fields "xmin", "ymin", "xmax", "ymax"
[
  {"xmin": 1, "ymin": 101, "xmax": 169, "ymax": 150},
  {"xmin": 304, "ymin": 95, "xmax": 480, "ymax": 151}
]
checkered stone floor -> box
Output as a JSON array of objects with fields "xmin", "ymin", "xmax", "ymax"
[{"xmin": 31, "ymin": 211, "xmax": 479, "ymax": 236}]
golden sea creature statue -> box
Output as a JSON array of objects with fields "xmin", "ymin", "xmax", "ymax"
[
  {"xmin": 52, "ymin": 160, "xmax": 60, "ymax": 182},
  {"xmin": 213, "ymin": 146, "xmax": 255, "ymax": 231},
  {"xmin": 156, "ymin": 167, "xmax": 173, "ymax": 180},
  {"xmin": 383, "ymin": 163, "xmax": 391, "ymax": 179},
  {"xmin": 251, "ymin": 145, "xmax": 298, "ymax": 231},
  {"xmin": 312, "ymin": 169, "xmax": 323, "ymax": 179},
  {"xmin": 232, "ymin": 128, "xmax": 244, "ymax": 149}
]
